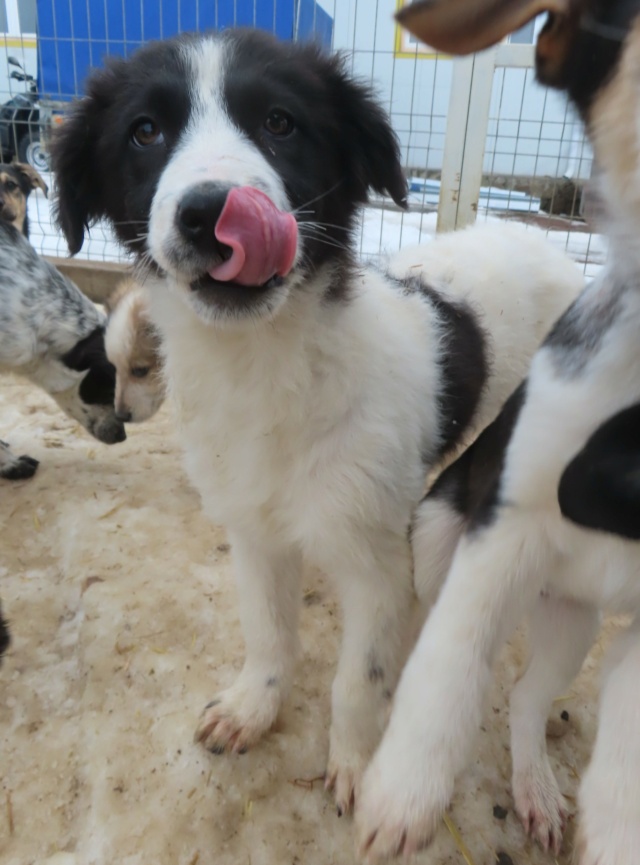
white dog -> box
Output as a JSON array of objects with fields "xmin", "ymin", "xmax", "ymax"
[
  {"xmin": 356, "ymin": 3, "xmax": 640, "ymax": 864},
  {"xmin": 51, "ymin": 29, "xmax": 581, "ymax": 813}
]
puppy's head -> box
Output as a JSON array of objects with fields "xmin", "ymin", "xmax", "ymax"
[
  {"xmin": 51, "ymin": 29, "xmax": 407, "ymax": 326},
  {"xmin": 57, "ymin": 326, "xmax": 127, "ymax": 444},
  {"xmin": 0, "ymin": 162, "xmax": 48, "ymax": 236},
  {"xmin": 105, "ymin": 278, "xmax": 165, "ymax": 423}
]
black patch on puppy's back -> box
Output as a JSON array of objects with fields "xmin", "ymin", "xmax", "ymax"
[
  {"xmin": 393, "ymin": 274, "xmax": 489, "ymax": 461},
  {"xmin": 559, "ymin": 401, "xmax": 640, "ymax": 539},
  {"xmin": 428, "ymin": 381, "xmax": 528, "ymax": 531},
  {"xmin": 62, "ymin": 326, "xmax": 117, "ymax": 406}
]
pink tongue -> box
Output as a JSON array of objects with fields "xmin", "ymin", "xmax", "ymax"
[{"xmin": 208, "ymin": 187, "xmax": 298, "ymax": 286}]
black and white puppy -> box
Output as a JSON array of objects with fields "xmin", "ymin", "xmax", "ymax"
[
  {"xmin": 0, "ymin": 220, "xmax": 125, "ymax": 480},
  {"xmin": 357, "ymin": 3, "xmax": 640, "ymax": 864},
  {"xmin": 0, "ymin": 161, "xmax": 48, "ymax": 237},
  {"xmin": 50, "ymin": 28, "xmax": 580, "ymax": 813}
]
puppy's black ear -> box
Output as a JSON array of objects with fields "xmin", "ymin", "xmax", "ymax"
[
  {"xmin": 330, "ymin": 56, "xmax": 408, "ymax": 209},
  {"xmin": 50, "ymin": 62, "xmax": 120, "ymax": 255},
  {"xmin": 62, "ymin": 326, "xmax": 107, "ymax": 372},
  {"xmin": 50, "ymin": 99, "xmax": 101, "ymax": 255}
]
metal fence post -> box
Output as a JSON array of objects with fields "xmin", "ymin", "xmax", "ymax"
[{"xmin": 437, "ymin": 48, "xmax": 497, "ymax": 233}]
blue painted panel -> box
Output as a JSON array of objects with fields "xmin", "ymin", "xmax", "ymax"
[{"xmin": 37, "ymin": 0, "xmax": 333, "ymax": 100}]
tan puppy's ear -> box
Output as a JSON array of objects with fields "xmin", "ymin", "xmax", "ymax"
[
  {"xmin": 13, "ymin": 162, "xmax": 49, "ymax": 197},
  {"xmin": 396, "ymin": 0, "xmax": 570, "ymax": 56}
]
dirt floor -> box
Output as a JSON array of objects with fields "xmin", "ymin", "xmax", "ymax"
[{"xmin": 0, "ymin": 372, "xmax": 623, "ymax": 865}]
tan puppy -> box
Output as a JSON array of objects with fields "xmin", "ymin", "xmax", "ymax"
[
  {"xmin": 105, "ymin": 277, "xmax": 164, "ymax": 422},
  {"xmin": 0, "ymin": 162, "xmax": 48, "ymax": 237}
]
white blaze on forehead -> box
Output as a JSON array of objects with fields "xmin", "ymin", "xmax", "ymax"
[
  {"xmin": 105, "ymin": 294, "xmax": 136, "ymax": 367},
  {"xmin": 148, "ymin": 35, "xmax": 290, "ymax": 276}
]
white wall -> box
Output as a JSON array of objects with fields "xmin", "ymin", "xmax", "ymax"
[{"xmin": 326, "ymin": 0, "xmax": 591, "ymax": 179}]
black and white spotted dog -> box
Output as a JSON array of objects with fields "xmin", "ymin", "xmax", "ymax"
[
  {"xmin": 356, "ymin": 3, "xmax": 640, "ymax": 864},
  {"xmin": 50, "ymin": 28, "xmax": 581, "ymax": 814},
  {"xmin": 0, "ymin": 221, "xmax": 126, "ymax": 480}
]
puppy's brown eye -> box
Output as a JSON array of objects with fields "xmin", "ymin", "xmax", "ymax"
[
  {"xmin": 131, "ymin": 119, "xmax": 164, "ymax": 148},
  {"xmin": 264, "ymin": 110, "xmax": 293, "ymax": 137},
  {"xmin": 131, "ymin": 366, "xmax": 150, "ymax": 378}
]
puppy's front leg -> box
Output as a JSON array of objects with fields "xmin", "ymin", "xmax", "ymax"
[
  {"xmin": 324, "ymin": 527, "xmax": 415, "ymax": 817},
  {"xmin": 195, "ymin": 530, "xmax": 302, "ymax": 753},
  {"xmin": 511, "ymin": 594, "xmax": 599, "ymax": 854},
  {"xmin": 356, "ymin": 514, "xmax": 550, "ymax": 861}
]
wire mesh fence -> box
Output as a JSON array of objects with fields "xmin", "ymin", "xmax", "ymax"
[{"xmin": 0, "ymin": 0, "xmax": 604, "ymax": 278}]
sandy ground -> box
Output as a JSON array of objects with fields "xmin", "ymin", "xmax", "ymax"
[{"xmin": 0, "ymin": 372, "xmax": 623, "ymax": 865}]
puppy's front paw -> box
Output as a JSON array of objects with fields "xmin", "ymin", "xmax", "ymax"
[
  {"xmin": 325, "ymin": 743, "xmax": 367, "ymax": 818},
  {"xmin": 355, "ymin": 739, "xmax": 452, "ymax": 862},
  {"xmin": 513, "ymin": 762, "xmax": 568, "ymax": 855},
  {"xmin": 194, "ymin": 673, "xmax": 284, "ymax": 754},
  {"xmin": 1, "ymin": 454, "xmax": 39, "ymax": 480},
  {"xmin": 576, "ymin": 772, "xmax": 640, "ymax": 865}
]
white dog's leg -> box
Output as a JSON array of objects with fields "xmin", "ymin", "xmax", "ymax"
[
  {"xmin": 356, "ymin": 513, "xmax": 551, "ymax": 861},
  {"xmin": 324, "ymin": 528, "xmax": 415, "ymax": 817},
  {"xmin": 195, "ymin": 530, "xmax": 301, "ymax": 753},
  {"xmin": 510, "ymin": 594, "xmax": 599, "ymax": 854},
  {"xmin": 577, "ymin": 619, "xmax": 640, "ymax": 865}
]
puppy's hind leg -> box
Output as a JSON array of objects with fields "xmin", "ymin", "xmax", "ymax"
[
  {"xmin": 510, "ymin": 594, "xmax": 599, "ymax": 855},
  {"xmin": 577, "ymin": 619, "xmax": 640, "ymax": 865},
  {"xmin": 0, "ymin": 439, "xmax": 39, "ymax": 480},
  {"xmin": 195, "ymin": 530, "xmax": 302, "ymax": 754},
  {"xmin": 356, "ymin": 513, "xmax": 551, "ymax": 863}
]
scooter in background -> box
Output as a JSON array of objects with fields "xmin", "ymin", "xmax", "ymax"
[{"xmin": 0, "ymin": 56, "xmax": 47, "ymax": 170}]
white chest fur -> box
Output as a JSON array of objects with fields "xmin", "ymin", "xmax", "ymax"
[{"xmin": 150, "ymin": 269, "xmax": 439, "ymax": 550}]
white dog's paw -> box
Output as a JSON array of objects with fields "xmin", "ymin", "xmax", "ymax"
[
  {"xmin": 194, "ymin": 675, "xmax": 283, "ymax": 754},
  {"xmin": 513, "ymin": 764, "xmax": 568, "ymax": 855},
  {"xmin": 355, "ymin": 743, "xmax": 452, "ymax": 862},
  {"xmin": 325, "ymin": 743, "xmax": 368, "ymax": 817},
  {"xmin": 575, "ymin": 818, "xmax": 640, "ymax": 865},
  {"xmin": 576, "ymin": 777, "xmax": 640, "ymax": 865}
]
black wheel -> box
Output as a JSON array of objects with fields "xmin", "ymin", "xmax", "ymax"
[{"xmin": 17, "ymin": 129, "xmax": 49, "ymax": 171}]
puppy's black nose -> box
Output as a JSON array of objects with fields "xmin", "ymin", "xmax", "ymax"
[
  {"xmin": 176, "ymin": 183, "xmax": 232, "ymax": 256},
  {"xmin": 115, "ymin": 409, "xmax": 132, "ymax": 423}
]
